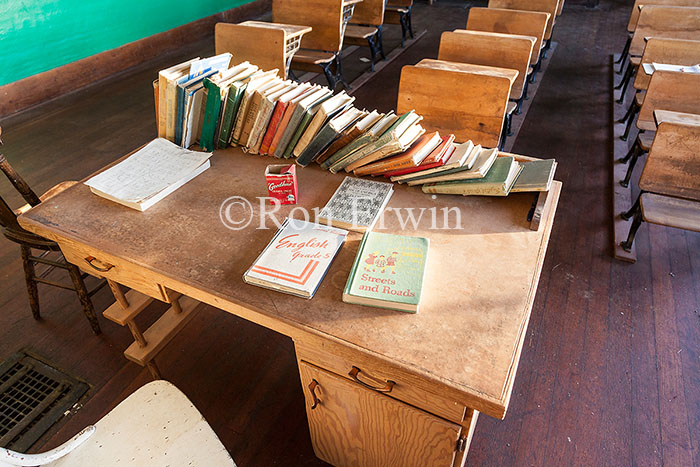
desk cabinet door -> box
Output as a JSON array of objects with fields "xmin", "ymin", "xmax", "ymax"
[{"xmin": 299, "ymin": 361, "xmax": 462, "ymax": 467}]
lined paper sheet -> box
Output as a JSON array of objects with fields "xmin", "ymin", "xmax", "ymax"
[{"xmin": 85, "ymin": 138, "xmax": 212, "ymax": 203}]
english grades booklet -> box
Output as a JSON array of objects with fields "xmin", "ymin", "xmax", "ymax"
[{"xmin": 243, "ymin": 218, "xmax": 348, "ymax": 299}]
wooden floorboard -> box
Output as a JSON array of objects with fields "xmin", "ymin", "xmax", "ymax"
[{"xmin": 1, "ymin": 1, "xmax": 699, "ymax": 466}]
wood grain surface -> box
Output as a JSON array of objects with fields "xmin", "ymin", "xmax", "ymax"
[
  {"xmin": 487, "ymin": 0, "xmax": 559, "ymax": 40},
  {"xmin": 629, "ymin": 5, "xmax": 700, "ymax": 56},
  {"xmin": 633, "ymin": 38, "xmax": 700, "ymax": 90},
  {"xmin": 637, "ymin": 70, "xmax": 700, "ymax": 131}
]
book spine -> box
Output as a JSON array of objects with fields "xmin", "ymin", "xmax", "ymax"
[
  {"xmin": 346, "ymin": 142, "xmax": 402, "ymax": 173},
  {"xmin": 316, "ymin": 128, "xmax": 357, "ymax": 164},
  {"xmin": 296, "ymin": 125, "xmax": 337, "ymax": 167},
  {"xmin": 260, "ymin": 101, "xmax": 287, "ymax": 155},
  {"xmin": 153, "ymin": 79, "xmax": 160, "ymax": 132},
  {"xmin": 269, "ymin": 103, "xmax": 297, "ymax": 157},
  {"xmin": 343, "ymin": 232, "xmax": 370, "ymax": 296},
  {"xmin": 274, "ymin": 106, "xmax": 306, "ymax": 158},
  {"xmin": 199, "ymin": 79, "xmax": 221, "ymax": 152},
  {"xmin": 354, "ymin": 156, "xmax": 416, "ymax": 177},
  {"xmin": 231, "ymin": 90, "xmax": 252, "ymax": 146},
  {"xmin": 421, "ymin": 182, "xmax": 505, "ymax": 196},
  {"xmin": 247, "ymin": 99, "xmax": 275, "ymax": 155},
  {"xmin": 240, "ymin": 93, "xmax": 263, "ymax": 148},
  {"xmin": 284, "ymin": 112, "xmax": 313, "ymax": 158},
  {"xmin": 175, "ymin": 85, "xmax": 185, "ymax": 146},
  {"xmin": 165, "ymin": 79, "xmax": 179, "ymax": 142},
  {"xmin": 217, "ymin": 87, "xmax": 240, "ymax": 149},
  {"xmin": 157, "ymin": 74, "xmax": 167, "ymax": 138},
  {"xmin": 383, "ymin": 162, "xmax": 442, "ymax": 178},
  {"xmin": 293, "ymin": 111, "xmax": 325, "ymax": 158}
]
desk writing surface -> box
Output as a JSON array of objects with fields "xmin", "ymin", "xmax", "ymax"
[{"xmin": 19, "ymin": 148, "xmax": 560, "ymax": 419}]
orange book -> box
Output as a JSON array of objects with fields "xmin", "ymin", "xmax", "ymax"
[
  {"xmin": 383, "ymin": 134, "xmax": 456, "ymax": 178},
  {"xmin": 259, "ymin": 84, "xmax": 309, "ymax": 155},
  {"xmin": 267, "ymin": 87, "xmax": 315, "ymax": 157},
  {"xmin": 353, "ymin": 132, "xmax": 442, "ymax": 177}
]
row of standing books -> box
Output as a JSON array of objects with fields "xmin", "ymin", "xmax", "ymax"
[{"xmin": 155, "ymin": 55, "xmax": 557, "ymax": 197}]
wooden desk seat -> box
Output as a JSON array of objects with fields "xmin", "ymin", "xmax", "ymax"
[
  {"xmin": 398, "ymin": 59, "xmax": 517, "ymax": 149},
  {"xmin": 617, "ymin": 6, "xmax": 700, "ymax": 96},
  {"xmin": 620, "ymin": 38, "xmax": 700, "ymax": 136},
  {"xmin": 654, "ymin": 109, "xmax": 700, "ymax": 126},
  {"xmin": 438, "ymin": 30, "xmax": 535, "ymax": 111},
  {"xmin": 385, "ymin": 0, "xmax": 413, "ymax": 47},
  {"xmin": 488, "ymin": 0, "xmax": 560, "ymax": 48},
  {"xmin": 641, "ymin": 193, "xmax": 700, "ymax": 231},
  {"xmin": 345, "ymin": 0, "xmax": 387, "ymax": 71},
  {"xmin": 274, "ymin": 0, "xmax": 361, "ymax": 90},
  {"xmin": 621, "ymin": 121, "xmax": 700, "ymax": 251},
  {"xmin": 627, "ymin": 0, "xmax": 700, "ymax": 33},
  {"xmin": 215, "ymin": 22, "xmax": 311, "ymax": 79}
]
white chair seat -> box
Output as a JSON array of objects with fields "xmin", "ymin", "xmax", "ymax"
[{"xmin": 1, "ymin": 380, "xmax": 235, "ymax": 467}]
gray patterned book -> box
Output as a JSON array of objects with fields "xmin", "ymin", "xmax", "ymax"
[{"xmin": 317, "ymin": 177, "xmax": 394, "ymax": 232}]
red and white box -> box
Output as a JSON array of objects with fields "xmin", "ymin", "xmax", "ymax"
[{"xmin": 265, "ymin": 164, "xmax": 298, "ymax": 205}]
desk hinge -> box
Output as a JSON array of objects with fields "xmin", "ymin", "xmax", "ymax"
[{"xmin": 456, "ymin": 434, "xmax": 467, "ymax": 452}]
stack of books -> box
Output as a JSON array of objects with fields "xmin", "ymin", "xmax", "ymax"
[{"xmin": 155, "ymin": 56, "xmax": 557, "ymax": 196}]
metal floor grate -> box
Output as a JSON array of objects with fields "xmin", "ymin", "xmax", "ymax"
[{"xmin": 0, "ymin": 352, "xmax": 88, "ymax": 452}]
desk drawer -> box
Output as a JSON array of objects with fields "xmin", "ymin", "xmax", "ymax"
[
  {"xmin": 60, "ymin": 240, "xmax": 168, "ymax": 302},
  {"xmin": 296, "ymin": 343, "xmax": 466, "ymax": 424}
]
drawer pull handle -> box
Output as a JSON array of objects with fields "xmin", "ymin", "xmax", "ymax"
[
  {"xmin": 308, "ymin": 379, "xmax": 320, "ymax": 410},
  {"xmin": 85, "ymin": 256, "xmax": 114, "ymax": 272},
  {"xmin": 349, "ymin": 366, "xmax": 396, "ymax": 393}
]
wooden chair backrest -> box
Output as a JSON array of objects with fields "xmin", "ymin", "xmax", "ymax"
[
  {"xmin": 627, "ymin": 0, "xmax": 700, "ymax": 32},
  {"xmin": 439, "ymin": 30, "xmax": 533, "ymax": 101},
  {"xmin": 630, "ymin": 5, "xmax": 700, "ymax": 56},
  {"xmin": 351, "ymin": 0, "xmax": 386, "ymax": 25},
  {"xmin": 467, "ymin": 8, "xmax": 548, "ymax": 65},
  {"xmin": 637, "ymin": 70, "xmax": 700, "ymax": 131},
  {"xmin": 273, "ymin": 0, "xmax": 344, "ymax": 52},
  {"xmin": 215, "ymin": 23, "xmax": 286, "ymax": 78},
  {"xmin": 397, "ymin": 59, "xmax": 517, "ymax": 147},
  {"xmin": 634, "ymin": 38, "xmax": 700, "ymax": 90},
  {"xmin": 639, "ymin": 121, "xmax": 700, "ymax": 200},
  {"xmin": 487, "ymin": 0, "xmax": 559, "ymax": 40},
  {"xmin": 0, "ymin": 144, "xmax": 41, "ymax": 233}
]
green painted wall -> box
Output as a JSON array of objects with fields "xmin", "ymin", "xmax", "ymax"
[{"xmin": 0, "ymin": 0, "xmax": 253, "ymax": 86}]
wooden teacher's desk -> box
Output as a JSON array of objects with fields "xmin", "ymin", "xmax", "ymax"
[{"xmin": 19, "ymin": 147, "xmax": 561, "ymax": 466}]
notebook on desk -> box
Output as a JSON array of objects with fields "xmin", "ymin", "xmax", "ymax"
[{"xmin": 84, "ymin": 138, "xmax": 212, "ymax": 212}]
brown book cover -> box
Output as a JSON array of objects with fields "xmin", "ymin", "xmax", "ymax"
[
  {"xmin": 315, "ymin": 126, "xmax": 364, "ymax": 164},
  {"xmin": 353, "ymin": 132, "xmax": 442, "ymax": 177}
]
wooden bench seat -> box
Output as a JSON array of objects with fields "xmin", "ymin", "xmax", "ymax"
[
  {"xmin": 641, "ymin": 193, "xmax": 700, "ymax": 231},
  {"xmin": 346, "ymin": 24, "xmax": 377, "ymax": 39},
  {"xmin": 345, "ymin": 24, "xmax": 385, "ymax": 71},
  {"xmin": 385, "ymin": 1, "xmax": 413, "ymax": 47},
  {"xmin": 292, "ymin": 49, "xmax": 336, "ymax": 65}
]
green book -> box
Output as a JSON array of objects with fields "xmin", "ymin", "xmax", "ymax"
[
  {"xmin": 510, "ymin": 159, "xmax": 557, "ymax": 192},
  {"xmin": 272, "ymin": 87, "xmax": 330, "ymax": 158},
  {"xmin": 422, "ymin": 156, "xmax": 523, "ymax": 196},
  {"xmin": 321, "ymin": 111, "xmax": 395, "ymax": 171},
  {"xmin": 343, "ymin": 232, "xmax": 429, "ymax": 313},
  {"xmin": 295, "ymin": 107, "xmax": 364, "ymax": 167},
  {"xmin": 200, "ymin": 78, "xmax": 222, "ymax": 152},
  {"xmin": 217, "ymin": 81, "xmax": 248, "ymax": 149}
]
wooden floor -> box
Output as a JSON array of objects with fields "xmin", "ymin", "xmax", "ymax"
[{"xmin": 1, "ymin": 1, "xmax": 699, "ymax": 465}]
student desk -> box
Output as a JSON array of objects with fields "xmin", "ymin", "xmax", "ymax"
[{"xmin": 19, "ymin": 147, "xmax": 561, "ymax": 467}]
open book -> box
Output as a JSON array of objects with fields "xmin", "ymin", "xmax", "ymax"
[{"xmin": 85, "ymin": 138, "xmax": 212, "ymax": 211}]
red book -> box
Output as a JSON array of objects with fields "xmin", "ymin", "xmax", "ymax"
[
  {"xmin": 383, "ymin": 134, "xmax": 455, "ymax": 178},
  {"xmin": 259, "ymin": 84, "xmax": 310, "ymax": 155}
]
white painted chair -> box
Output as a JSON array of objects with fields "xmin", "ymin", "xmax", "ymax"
[{"xmin": 0, "ymin": 380, "xmax": 236, "ymax": 467}]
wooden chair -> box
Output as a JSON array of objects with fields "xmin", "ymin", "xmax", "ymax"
[
  {"xmin": 617, "ymin": 5, "xmax": 700, "ymax": 98},
  {"xmin": 488, "ymin": 0, "xmax": 560, "ymax": 52},
  {"xmin": 397, "ymin": 59, "xmax": 517, "ymax": 149},
  {"xmin": 214, "ymin": 22, "xmax": 312, "ymax": 79},
  {"xmin": 0, "ymin": 129, "xmax": 103, "ymax": 335},
  {"xmin": 384, "ymin": 0, "xmax": 414, "ymax": 47},
  {"xmin": 0, "ymin": 380, "xmax": 236, "ymax": 466},
  {"xmin": 466, "ymin": 8, "xmax": 549, "ymax": 68},
  {"xmin": 273, "ymin": 0, "xmax": 361, "ymax": 90},
  {"xmin": 345, "ymin": 0, "xmax": 387, "ymax": 72},
  {"xmin": 619, "ymin": 70, "xmax": 700, "ymax": 187},
  {"xmin": 621, "ymin": 121, "xmax": 700, "ymax": 251},
  {"xmin": 617, "ymin": 0, "xmax": 700, "ymax": 73},
  {"xmin": 618, "ymin": 38, "xmax": 700, "ymax": 138},
  {"xmin": 439, "ymin": 30, "xmax": 535, "ymax": 113}
]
